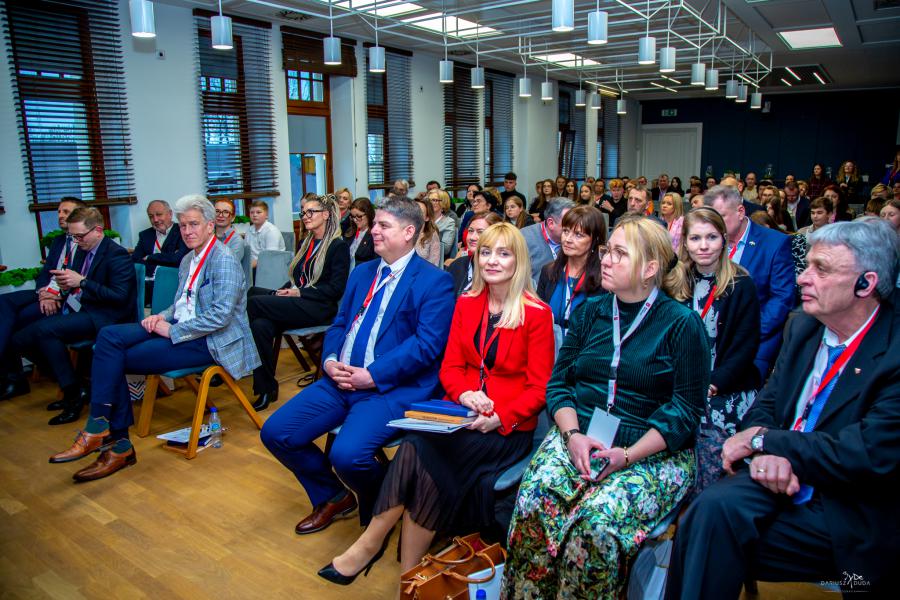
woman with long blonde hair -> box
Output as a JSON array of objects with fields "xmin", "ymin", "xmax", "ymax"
[
  {"xmin": 319, "ymin": 222, "xmax": 554, "ymax": 586},
  {"xmin": 668, "ymin": 207, "xmax": 760, "ymax": 493},
  {"xmin": 246, "ymin": 194, "xmax": 350, "ymax": 411}
]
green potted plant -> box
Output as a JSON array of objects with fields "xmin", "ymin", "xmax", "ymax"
[
  {"xmin": 41, "ymin": 228, "xmax": 121, "ymax": 249},
  {"xmin": 233, "ymin": 214, "xmax": 251, "ymax": 236},
  {"xmin": 0, "ymin": 267, "xmax": 41, "ymax": 294}
]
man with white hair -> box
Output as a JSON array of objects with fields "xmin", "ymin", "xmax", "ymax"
[
  {"xmin": 521, "ymin": 197, "xmax": 574, "ymax": 282},
  {"xmin": 667, "ymin": 220, "xmax": 900, "ymax": 598},
  {"xmin": 48, "ymin": 194, "xmax": 260, "ymax": 482}
]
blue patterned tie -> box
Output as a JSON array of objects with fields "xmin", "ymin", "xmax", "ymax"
[
  {"xmin": 793, "ymin": 343, "xmax": 845, "ymax": 505},
  {"xmin": 349, "ymin": 266, "xmax": 392, "ymax": 368}
]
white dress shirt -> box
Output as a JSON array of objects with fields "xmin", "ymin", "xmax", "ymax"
[
  {"xmin": 154, "ymin": 225, "xmax": 173, "ymax": 253},
  {"xmin": 729, "ymin": 219, "xmax": 751, "ymax": 265},
  {"xmin": 790, "ymin": 306, "xmax": 880, "ymax": 425},
  {"xmin": 330, "ymin": 248, "xmax": 416, "ymax": 368},
  {"xmin": 173, "ymin": 237, "xmax": 216, "ymax": 324},
  {"xmin": 247, "ymin": 220, "xmax": 285, "ymax": 261}
]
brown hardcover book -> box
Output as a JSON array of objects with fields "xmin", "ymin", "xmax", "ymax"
[{"xmin": 404, "ymin": 411, "xmax": 476, "ymax": 424}]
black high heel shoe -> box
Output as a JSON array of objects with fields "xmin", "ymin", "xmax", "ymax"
[
  {"xmin": 252, "ymin": 390, "xmax": 278, "ymax": 412},
  {"xmin": 317, "ymin": 534, "xmax": 392, "ymax": 585}
]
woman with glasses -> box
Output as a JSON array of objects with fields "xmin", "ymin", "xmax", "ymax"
[
  {"xmin": 447, "ymin": 212, "xmax": 503, "ymax": 297},
  {"xmin": 414, "ymin": 197, "xmax": 444, "ymax": 267},
  {"xmin": 667, "ymin": 207, "xmax": 760, "ymax": 495},
  {"xmin": 502, "ymin": 215, "xmax": 709, "ymax": 599},
  {"xmin": 428, "ymin": 189, "xmax": 458, "ymax": 260},
  {"xmin": 536, "ymin": 205, "xmax": 607, "ymax": 333},
  {"xmin": 457, "ymin": 189, "xmax": 500, "ymax": 247},
  {"xmin": 246, "ymin": 195, "xmax": 350, "ymax": 411},
  {"xmin": 343, "ymin": 198, "xmax": 376, "ymax": 270},
  {"xmin": 214, "ymin": 199, "xmax": 246, "ymax": 263},
  {"xmin": 319, "ymin": 223, "xmax": 554, "ymax": 585}
]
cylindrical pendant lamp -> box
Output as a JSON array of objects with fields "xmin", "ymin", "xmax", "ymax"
[
  {"xmin": 638, "ymin": 36, "xmax": 656, "ymax": 65},
  {"xmin": 705, "ymin": 68, "xmax": 719, "ymax": 90},
  {"xmin": 471, "ymin": 67, "xmax": 485, "ymax": 89},
  {"xmin": 369, "ymin": 46, "xmax": 385, "ymax": 73},
  {"xmin": 750, "ymin": 91, "xmax": 762, "ymax": 109},
  {"xmin": 725, "ymin": 78, "xmax": 739, "ymax": 98},
  {"xmin": 691, "ymin": 62, "xmax": 706, "ymax": 86},
  {"xmin": 212, "ymin": 15, "xmax": 233, "ymax": 50},
  {"xmin": 129, "ymin": 0, "xmax": 156, "ymax": 38},
  {"xmin": 659, "ymin": 47, "xmax": 676, "ymax": 73},
  {"xmin": 323, "ymin": 36, "xmax": 341, "ymax": 65},
  {"xmin": 439, "ymin": 60, "xmax": 454, "ymax": 84},
  {"xmin": 587, "ymin": 11, "xmax": 608, "ymax": 45},
  {"xmin": 552, "ymin": 0, "xmax": 574, "ymax": 32},
  {"xmin": 541, "ymin": 81, "xmax": 554, "ymax": 101},
  {"xmin": 575, "ymin": 89, "xmax": 586, "ymax": 107},
  {"xmin": 519, "ymin": 77, "xmax": 532, "ymax": 97},
  {"xmin": 617, "ymin": 99, "xmax": 627, "ymax": 115}
]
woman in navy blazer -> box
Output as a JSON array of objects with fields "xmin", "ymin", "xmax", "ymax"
[{"xmin": 318, "ymin": 222, "xmax": 554, "ymax": 585}]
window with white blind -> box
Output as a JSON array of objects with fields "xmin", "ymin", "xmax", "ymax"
[
  {"xmin": 444, "ymin": 64, "xmax": 482, "ymax": 194},
  {"xmin": 558, "ymin": 85, "xmax": 586, "ymax": 180},
  {"xmin": 1, "ymin": 0, "xmax": 135, "ymax": 215},
  {"xmin": 195, "ymin": 11, "xmax": 277, "ymax": 209},
  {"xmin": 484, "ymin": 71, "xmax": 514, "ymax": 186},
  {"xmin": 366, "ymin": 47, "xmax": 413, "ymax": 192}
]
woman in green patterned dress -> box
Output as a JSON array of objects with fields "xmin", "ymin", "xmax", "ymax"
[{"xmin": 501, "ymin": 215, "xmax": 710, "ymax": 599}]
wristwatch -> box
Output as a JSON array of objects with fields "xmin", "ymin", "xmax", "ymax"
[
  {"xmin": 750, "ymin": 428, "xmax": 768, "ymax": 453},
  {"xmin": 562, "ymin": 428, "xmax": 580, "ymax": 445}
]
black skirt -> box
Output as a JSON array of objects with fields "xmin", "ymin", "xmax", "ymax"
[{"xmin": 373, "ymin": 428, "xmax": 532, "ymax": 533}]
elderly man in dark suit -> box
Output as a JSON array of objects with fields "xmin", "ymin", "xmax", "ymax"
[
  {"xmin": 666, "ymin": 219, "xmax": 900, "ymax": 598},
  {"xmin": 9, "ymin": 207, "xmax": 136, "ymax": 424},
  {"xmin": 0, "ymin": 197, "xmax": 84, "ymax": 400},
  {"xmin": 132, "ymin": 199, "xmax": 189, "ymax": 297}
]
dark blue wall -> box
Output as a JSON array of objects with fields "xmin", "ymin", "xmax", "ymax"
[{"xmin": 641, "ymin": 89, "xmax": 900, "ymax": 186}]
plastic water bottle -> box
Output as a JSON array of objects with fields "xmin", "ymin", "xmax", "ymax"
[{"xmin": 209, "ymin": 407, "xmax": 222, "ymax": 448}]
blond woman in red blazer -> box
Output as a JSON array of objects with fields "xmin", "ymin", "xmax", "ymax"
[{"xmin": 319, "ymin": 222, "xmax": 555, "ymax": 586}]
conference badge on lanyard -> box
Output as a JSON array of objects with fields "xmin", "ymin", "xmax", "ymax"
[{"xmin": 607, "ymin": 287, "xmax": 659, "ymax": 414}]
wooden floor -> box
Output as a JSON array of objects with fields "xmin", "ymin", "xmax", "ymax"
[{"xmin": 0, "ymin": 354, "xmax": 833, "ymax": 599}]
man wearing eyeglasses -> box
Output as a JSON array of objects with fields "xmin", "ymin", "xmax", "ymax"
[{"xmin": 6, "ymin": 207, "xmax": 135, "ymax": 425}]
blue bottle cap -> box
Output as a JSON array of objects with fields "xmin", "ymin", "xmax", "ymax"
[
  {"xmin": 209, "ymin": 407, "xmax": 218, "ymax": 413},
  {"xmin": 476, "ymin": 591, "xmax": 486, "ymax": 600}
]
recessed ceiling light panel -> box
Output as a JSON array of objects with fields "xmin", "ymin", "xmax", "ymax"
[{"xmin": 777, "ymin": 27, "xmax": 842, "ymax": 50}]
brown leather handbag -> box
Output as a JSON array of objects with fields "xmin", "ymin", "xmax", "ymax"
[{"xmin": 400, "ymin": 533, "xmax": 506, "ymax": 600}]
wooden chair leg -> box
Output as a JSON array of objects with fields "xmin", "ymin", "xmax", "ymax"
[
  {"xmin": 218, "ymin": 367, "xmax": 263, "ymax": 430},
  {"xmin": 137, "ymin": 374, "xmax": 160, "ymax": 437},
  {"xmin": 285, "ymin": 335, "xmax": 313, "ymax": 372},
  {"xmin": 157, "ymin": 379, "xmax": 173, "ymax": 397},
  {"xmin": 184, "ymin": 376, "xmax": 200, "ymax": 394},
  {"xmin": 186, "ymin": 370, "xmax": 215, "ymax": 459}
]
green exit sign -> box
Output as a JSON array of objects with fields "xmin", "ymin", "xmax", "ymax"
[{"xmin": 661, "ymin": 108, "xmax": 678, "ymax": 117}]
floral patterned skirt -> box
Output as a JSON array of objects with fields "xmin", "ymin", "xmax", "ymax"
[{"xmin": 500, "ymin": 427, "xmax": 695, "ymax": 600}]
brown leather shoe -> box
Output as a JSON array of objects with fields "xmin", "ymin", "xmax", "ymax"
[
  {"xmin": 48, "ymin": 430, "xmax": 110, "ymax": 464},
  {"xmin": 294, "ymin": 493, "xmax": 358, "ymax": 535},
  {"xmin": 72, "ymin": 447, "xmax": 137, "ymax": 483}
]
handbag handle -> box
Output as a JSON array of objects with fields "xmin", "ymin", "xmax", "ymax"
[
  {"xmin": 422, "ymin": 536, "xmax": 476, "ymax": 566},
  {"xmin": 446, "ymin": 552, "xmax": 497, "ymax": 584}
]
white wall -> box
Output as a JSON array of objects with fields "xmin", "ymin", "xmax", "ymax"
[
  {"xmin": 409, "ymin": 50, "xmax": 444, "ymax": 194},
  {"xmin": 620, "ymin": 97, "xmax": 642, "ymax": 178},
  {"xmin": 514, "ymin": 83, "xmax": 559, "ymax": 195}
]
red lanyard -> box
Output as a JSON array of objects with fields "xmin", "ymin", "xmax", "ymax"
[
  {"xmin": 155, "ymin": 239, "xmax": 163, "ymax": 252},
  {"xmin": 697, "ymin": 285, "xmax": 717, "ymax": 319},
  {"xmin": 355, "ymin": 229, "xmax": 362, "ymax": 240},
  {"xmin": 478, "ymin": 300, "xmax": 502, "ymax": 386},
  {"xmin": 223, "ymin": 230, "xmax": 236, "ymax": 245},
  {"xmin": 351, "ymin": 267, "xmax": 397, "ymax": 327},
  {"xmin": 728, "ymin": 244, "xmax": 737, "ymax": 260},
  {"xmin": 792, "ymin": 308, "xmax": 879, "ymax": 431},
  {"xmin": 540, "ymin": 222, "xmax": 551, "ymax": 246},
  {"xmin": 298, "ymin": 239, "xmax": 320, "ymax": 286},
  {"xmin": 185, "ymin": 238, "xmax": 216, "ymax": 301}
]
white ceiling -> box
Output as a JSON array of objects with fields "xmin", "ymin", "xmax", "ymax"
[{"xmin": 164, "ymin": 0, "xmax": 900, "ymax": 99}]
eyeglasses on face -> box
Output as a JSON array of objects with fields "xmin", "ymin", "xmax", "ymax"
[
  {"xmin": 598, "ymin": 245, "xmax": 629, "ymax": 264},
  {"xmin": 215, "ymin": 209, "xmax": 233, "ymax": 216},
  {"xmin": 300, "ymin": 208, "xmax": 327, "ymax": 219},
  {"xmin": 71, "ymin": 227, "xmax": 100, "ymax": 242}
]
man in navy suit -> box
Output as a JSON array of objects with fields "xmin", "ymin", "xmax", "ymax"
[
  {"xmin": 706, "ymin": 185, "xmax": 795, "ymax": 379},
  {"xmin": 0, "ymin": 197, "xmax": 84, "ymax": 401},
  {"xmin": 666, "ymin": 220, "xmax": 900, "ymax": 598},
  {"xmin": 784, "ymin": 181, "xmax": 811, "ymax": 230},
  {"xmin": 261, "ymin": 197, "xmax": 455, "ymax": 535},
  {"xmin": 132, "ymin": 200, "xmax": 188, "ymax": 297},
  {"xmin": 9, "ymin": 207, "xmax": 136, "ymax": 424}
]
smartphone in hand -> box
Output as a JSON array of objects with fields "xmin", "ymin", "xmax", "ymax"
[{"xmin": 589, "ymin": 450, "xmax": 610, "ymax": 481}]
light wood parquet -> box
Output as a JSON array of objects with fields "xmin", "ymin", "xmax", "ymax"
[{"xmin": 0, "ymin": 353, "xmax": 832, "ymax": 599}]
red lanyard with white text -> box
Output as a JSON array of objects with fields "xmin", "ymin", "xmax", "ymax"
[
  {"xmin": 607, "ymin": 287, "xmax": 659, "ymax": 412},
  {"xmin": 297, "ymin": 239, "xmax": 321, "ymax": 287},
  {"xmin": 349, "ymin": 265, "xmax": 402, "ymax": 330},
  {"xmin": 791, "ymin": 307, "xmax": 879, "ymax": 431},
  {"xmin": 694, "ymin": 284, "xmax": 718, "ymax": 320},
  {"xmin": 561, "ymin": 266, "xmax": 586, "ymax": 326},
  {"xmin": 185, "ymin": 239, "xmax": 216, "ymax": 304},
  {"xmin": 155, "ymin": 238, "xmax": 163, "ymax": 253},
  {"xmin": 478, "ymin": 301, "xmax": 502, "ymax": 387},
  {"xmin": 540, "ymin": 223, "xmax": 558, "ymax": 258},
  {"xmin": 223, "ymin": 230, "xmax": 236, "ymax": 245}
]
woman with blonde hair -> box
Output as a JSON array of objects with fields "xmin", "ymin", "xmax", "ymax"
[
  {"xmin": 335, "ymin": 187, "xmax": 353, "ymax": 235},
  {"xmin": 660, "ymin": 191, "xmax": 685, "ymax": 252},
  {"xmin": 668, "ymin": 207, "xmax": 760, "ymax": 493},
  {"xmin": 414, "ymin": 197, "xmax": 443, "ymax": 266},
  {"xmin": 246, "ymin": 194, "xmax": 350, "ymax": 411},
  {"xmin": 319, "ymin": 222, "xmax": 554, "ymax": 585},
  {"xmin": 447, "ymin": 212, "xmax": 504, "ymax": 295},
  {"xmin": 502, "ymin": 215, "xmax": 709, "ymax": 599},
  {"xmin": 427, "ymin": 189, "xmax": 457, "ymax": 260}
]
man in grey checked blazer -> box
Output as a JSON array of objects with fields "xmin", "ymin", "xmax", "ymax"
[{"xmin": 49, "ymin": 195, "xmax": 260, "ymax": 482}]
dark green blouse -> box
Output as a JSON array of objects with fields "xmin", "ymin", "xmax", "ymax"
[{"xmin": 546, "ymin": 290, "xmax": 710, "ymax": 451}]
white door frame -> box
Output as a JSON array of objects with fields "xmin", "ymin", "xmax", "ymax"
[{"xmin": 639, "ymin": 122, "xmax": 703, "ymax": 179}]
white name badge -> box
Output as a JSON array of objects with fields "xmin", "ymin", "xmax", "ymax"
[
  {"xmin": 587, "ymin": 406, "xmax": 620, "ymax": 449},
  {"xmin": 66, "ymin": 293, "xmax": 82, "ymax": 313}
]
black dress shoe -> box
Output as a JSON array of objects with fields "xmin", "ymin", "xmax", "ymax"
[
  {"xmin": 252, "ymin": 390, "xmax": 278, "ymax": 412},
  {"xmin": 0, "ymin": 378, "xmax": 30, "ymax": 401},
  {"xmin": 48, "ymin": 406, "xmax": 83, "ymax": 426},
  {"xmin": 317, "ymin": 535, "xmax": 391, "ymax": 585},
  {"xmin": 47, "ymin": 399, "xmax": 66, "ymax": 411}
]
